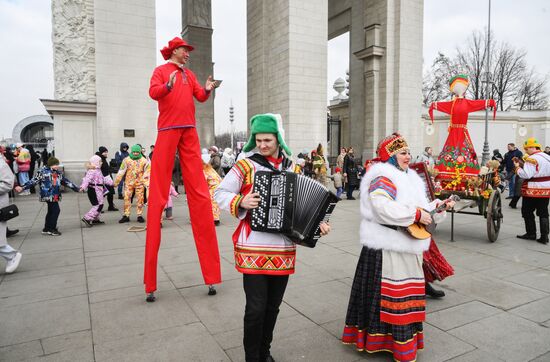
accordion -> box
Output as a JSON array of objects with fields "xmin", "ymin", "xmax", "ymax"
[{"xmin": 250, "ymin": 171, "xmax": 339, "ymax": 248}]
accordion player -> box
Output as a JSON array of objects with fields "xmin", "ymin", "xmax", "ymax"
[{"xmin": 251, "ymin": 171, "xmax": 339, "ymax": 247}]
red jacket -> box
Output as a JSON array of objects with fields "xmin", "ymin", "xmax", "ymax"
[{"xmin": 149, "ymin": 62, "xmax": 210, "ymax": 130}]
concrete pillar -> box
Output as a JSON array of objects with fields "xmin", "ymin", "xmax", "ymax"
[
  {"xmin": 49, "ymin": 0, "xmax": 157, "ymax": 178},
  {"xmin": 247, "ymin": 0, "xmax": 328, "ymax": 155},
  {"xmin": 181, "ymin": 0, "xmax": 215, "ymax": 148}
]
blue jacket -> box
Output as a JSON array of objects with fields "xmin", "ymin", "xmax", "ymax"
[
  {"xmin": 22, "ymin": 166, "xmax": 79, "ymax": 202},
  {"xmin": 504, "ymin": 149, "xmax": 523, "ymax": 172}
]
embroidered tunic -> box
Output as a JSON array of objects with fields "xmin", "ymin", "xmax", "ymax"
[
  {"xmin": 215, "ymin": 156, "xmax": 296, "ymax": 275},
  {"xmin": 516, "ymin": 151, "xmax": 550, "ymax": 198}
]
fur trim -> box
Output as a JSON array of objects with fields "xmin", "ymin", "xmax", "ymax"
[{"xmin": 359, "ymin": 162, "xmax": 431, "ymax": 254}]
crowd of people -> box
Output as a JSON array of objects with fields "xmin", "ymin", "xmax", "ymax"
[{"xmin": 2, "ymin": 35, "xmax": 549, "ymax": 362}]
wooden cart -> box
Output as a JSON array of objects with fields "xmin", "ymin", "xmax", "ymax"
[{"xmin": 410, "ymin": 163, "xmax": 503, "ymax": 243}]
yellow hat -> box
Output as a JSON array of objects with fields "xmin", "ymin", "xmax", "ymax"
[{"xmin": 523, "ymin": 137, "xmax": 542, "ymax": 150}]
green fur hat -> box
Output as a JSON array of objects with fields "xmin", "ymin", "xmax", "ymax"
[{"xmin": 242, "ymin": 113, "xmax": 292, "ymax": 156}]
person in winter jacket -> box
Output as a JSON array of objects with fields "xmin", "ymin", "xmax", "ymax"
[
  {"xmin": 164, "ymin": 182, "xmax": 179, "ymax": 220},
  {"xmin": 114, "ymin": 145, "xmax": 148, "ymax": 223},
  {"xmin": 209, "ymin": 146, "xmax": 223, "ymax": 176},
  {"xmin": 114, "ymin": 142, "xmax": 129, "ymax": 199},
  {"xmin": 221, "ymin": 148, "xmax": 236, "ymax": 176},
  {"xmin": 343, "ymin": 148, "xmax": 359, "ymax": 199},
  {"xmin": 330, "ymin": 167, "xmax": 344, "ymax": 199},
  {"xmin": 15, "ymin": 157, "xmax": 79, "ymax": 236},
  {"xmin": 15, "ymin": 143, "xmax": 31, "ymax": 195},
  {"xmin": 96, "ymin": 146, "xmax": 118, "ymax": 211},
  {"xmin": 0, "ymin": 154, "xmax": 22, "ymax": 273},
  {"xmin": 80, "ymin": 155, "xmax": 114, "ymax": 227},
  {"xmin": 504, "ymin": 143, "xmax": 523, "ymax": 199}
]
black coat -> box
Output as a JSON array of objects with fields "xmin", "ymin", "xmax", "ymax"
[
  {"xmin": 344, "ymin": 154, "xmax": 359, "ymax": 186},
  {"xmin": 95, "ymin": 152, "xmax": 111, "ymax": 177}
]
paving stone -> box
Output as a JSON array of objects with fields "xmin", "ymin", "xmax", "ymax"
[
  {"xmin": 14, "ymin": 249, "xmax": 83, "ymax": 272},
  {"xmin": 530, "ymin": 351, "xmax": 550, "ymax": 362},
  {"xmin": 164, "ymin": 259, "xmax": 240, "ymax": 289},
  {"xmin": 226, "ymin": 326, "xmax": 359, "ymax": 362},
  {"xmin": 1, "ymin": 264, "xmax": 85, "ymax": 282},
  {"xmin": 509, "ymin": 296, "xmax": 550, "ymax": 323},
  {"xmin": 90, "ymin": 289, "xmax": 198, "ymax": 344},
  {"xmin": 0, "ymin": 340, "xmax": 43, "ymax": 361},
  {"xmin": 481, "ymin": 261, "xmax": 538, "ymax": 279},
  {"xmin": 0, "ymin": 275, "xmax": 87, "ymax": 309},
  {"xmin": 284, "ymin": 280, "xmax": 351, "ymax": 324},
  {"xmin": 426, "ymin": 301, "xmax": 503, "ymax": 331},
  {"xmin": 441, "ymin": 274, "xmax": 547, "ymax": 310},
  {"xmin": 421, "ymin": 323, "xmax": 475, "ymax": 361},
  {"xmin": 481, "ymin": 245, "xmax": 550, "ymax": 268},
  {"xmin": 89, "ymin": 280, "xmax": 175, "ymax": 304},
  {"xmin": 94, "ymin": 323, "xmax": 230, "ymax": 361},
  {"xmin": 448, "ymin": 313, "xmax": 550, "ymax": 361},
  {"xmin": 41, "ymin": 330, "xmax": 92, "ymax": 355},
  {"xmin": 85, "ymin": 249, "xmax": 145, "ymax": 270},
  {"xmin": 0, "ymin": 295, "xmax": 90, "ymax": 347},
  {"xmin": 504, "ymin": 268, "xmax": 550, "ymax": 293},
  {"xmin": 26, "ymin": 346, "xmax": 94, "ymax": 362},
  {"xmin": 445, "ymin": 348, "xmax": 505, "ymax": 361},
  {"xmin": 18, "ymin": 236, "xmax": 82, "ymax": 254},
  {"xmin": 86, "ymin": 262, "xmax": 169, "ymax": 293},
  {"xmin": 213, "ymin": 311, "xmax": 317, "ymax": 351}
]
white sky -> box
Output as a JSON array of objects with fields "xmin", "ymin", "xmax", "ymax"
[{"xmin": 0, "ymin": 0, "xmax": 548, "ymax": 139}]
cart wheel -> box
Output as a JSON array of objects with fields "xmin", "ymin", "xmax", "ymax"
[{"xmin": 486, "ymin": 190, "xmax": 503, "ymax": 242}]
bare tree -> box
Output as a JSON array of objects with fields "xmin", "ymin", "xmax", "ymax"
[
  {"xmin": 422, "ymin": 52, "xmax": 454, "ymax": 105},
  {"xmin": 491, "ymin": 42, "xmax": 527, "ymax": 110},
  {"xmin": 514, "ymin": 69, "xmax": 549, "ymax": 110},
  {"xmin": 423, "ymin": 29, "xmax": 549, "ymax": 111}
]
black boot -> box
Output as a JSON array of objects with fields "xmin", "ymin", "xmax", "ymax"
[
  {"xmin": 517, "ymin": 218, "xmax": 537, "ymax": 240},
  {"xmin": 509, "ymin": 196, "xmax": 520, "ymax": 209},
  {"xmin": 6, "ymin": 228, "xmax": 19, "ymax": 238},
  {"xmin": 146, "ymin": 292, "xmax": 156, "ymax": 302},
  {"xmin": 537, "ymin": 218, "xmax": 549, "ymax": 245},
  {"xmin": 425, "ymin": 282, "xmax": 445, "ymax": 298}
]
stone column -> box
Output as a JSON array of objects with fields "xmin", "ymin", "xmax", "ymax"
[
  {"xmin": 247, "ymin": 0, "xmax": 328, "ymax": 155},
  {"xmin": 181, "ymin": 0, "xmax": 215, "ymax": 148}
]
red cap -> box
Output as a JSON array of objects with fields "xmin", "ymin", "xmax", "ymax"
[
  {"xmin": 376, "ymin": 132, "xmax": 409, "ymax": 162},
  {"xmin": 160, "ymin": 37, "xmax": 194, "ymax": 60}
]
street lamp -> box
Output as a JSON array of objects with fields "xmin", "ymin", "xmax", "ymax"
[
  {"xmin": 481, "ymin": 0, "xmax": 492, "ymax": 165},
  {"xmin": 229, "ymin": 100, "xmax": 234, "ymax": 151}
]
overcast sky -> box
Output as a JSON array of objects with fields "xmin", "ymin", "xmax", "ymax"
[{"xmin": 0, "ymin": 0, "xmax": 548, "ymax": 139}]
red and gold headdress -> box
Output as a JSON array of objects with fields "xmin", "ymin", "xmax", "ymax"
[{"xmin": 376, "ymin": 133, "xmax": 409, "ymax": 162}]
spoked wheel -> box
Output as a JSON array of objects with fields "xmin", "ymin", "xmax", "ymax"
[{"xmin": 486, "ymin": 189, "xmax": 503, "ymax": 242}]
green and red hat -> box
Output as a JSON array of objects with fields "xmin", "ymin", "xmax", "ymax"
[{"xmin": 242, "ymin": 113, "xmax": 292, "ymax": 156}]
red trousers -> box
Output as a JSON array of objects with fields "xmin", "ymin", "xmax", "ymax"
[{"xmin": 144, "ymin": 128, "xmax": 221, "ymax": 293}]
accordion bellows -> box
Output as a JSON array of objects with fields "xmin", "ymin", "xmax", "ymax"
[{"xmin": 251, "ymin": 171, "xmax": 339, "ymax": 247}]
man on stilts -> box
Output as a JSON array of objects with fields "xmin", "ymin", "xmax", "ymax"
[{"xmin": 144, "ymin": 36, "xmax": 222, "ymax": 302}]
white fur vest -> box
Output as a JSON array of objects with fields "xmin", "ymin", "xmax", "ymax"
[{"xmin": 359, "ymin": 162, "xmax": 433, "ymax": 254}]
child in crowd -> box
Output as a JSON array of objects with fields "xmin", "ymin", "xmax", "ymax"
[
  {"xmin": 331, "ymin": 167, "xmax": 344, "ymax": 199},
  {"xmin": 114, "ymin": 144, "xmax": 148, "ymax": 223},
  {"xmin": 80, "ymin": 155, "xmax": 114, "ymax": 227},
  {"xmin": 15, "ymin": 157, "xmax": 79, "ymax": 236},
  {"xmin": 165, "ymin": 182, "xmax": 179, "ymax": 220},
  {"xmin": 203, "ymin": 160, "xmax": 221, "ymax": 226}
]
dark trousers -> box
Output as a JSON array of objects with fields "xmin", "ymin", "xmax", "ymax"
[
  {"xmin": 243, "ymin": 274, "xmax": 289, "ymax": 362},
  {"xmin": 346, "ymin": 183, "xmax": 355, "ymax": 199},
  {"xmin": 106, "ymin": 185, "xmax": 115, "ymax": 208},
  {"xmin": 521, "ymin": 197, "xmax": 549, "ymax": 220},
  {"xmin": 44, "ymin": 201, "xmax": 60, "ymax": 231}
]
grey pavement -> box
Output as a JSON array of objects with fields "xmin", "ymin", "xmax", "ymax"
[{"xmin": 1, "ymin": 191, "xmax": 550, "ymax": 361}]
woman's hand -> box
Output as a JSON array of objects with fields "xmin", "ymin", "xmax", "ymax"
[
  {"xmin": 445, "ymin": 200, "xmax": 456, "ymax": 210},
  {"xmin": 319, "ymin": 222, "xmax": 331, "ymax": 236},
  {"xmin": 419, "ymin": 209, "xmax": 432, "ymax": 225},
  {"xmin": 240, "ymin": 192, "xmax": 261, "ymax": 210},
  {"xmin": 14, "ymin": 186, "xmax": 23, "ymax": 193}
]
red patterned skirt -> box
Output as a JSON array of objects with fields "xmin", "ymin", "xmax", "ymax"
[
  {"xmin": 343, "ymin": 247, "xmax": 424, "ymax": 362},
  {"xmin": 422, "ymin": 238, "xmax": 454, "ymax": 283}
]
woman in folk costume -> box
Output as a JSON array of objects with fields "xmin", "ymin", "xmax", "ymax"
[
  {"xmin": 342, "ymin": 133, "xmax": 455, "ymax": 362},
  {"xmin": 80, "ymin": 155, "xmax": 114, "ymax": 227},
  {"xmin": 215, "ymin": 113, "xmax": 330, "ymax": 362},
  {"xmin": 429, "ymin": 75, "xmax": 496, "ymax": 184}
]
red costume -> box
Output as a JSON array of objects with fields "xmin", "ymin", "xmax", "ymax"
[
  {"xmin": 144, "ymin": 37, "xmax": 221, "ymax": 295},
  {"xmin": 429, "ymin": 79, "xmax": 496, "ymax": 182}
]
